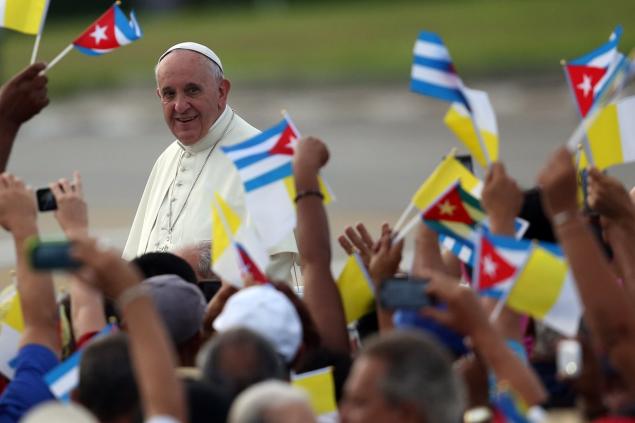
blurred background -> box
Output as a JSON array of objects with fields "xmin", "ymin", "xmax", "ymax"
[{"xmin": 0, "ymin": 0, "xmax": 633, "ymax": 278}]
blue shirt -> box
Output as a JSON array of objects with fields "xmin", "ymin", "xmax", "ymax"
[{"xmin": 0, "ymin": 344, "xmax": 59, "ymax": 422}]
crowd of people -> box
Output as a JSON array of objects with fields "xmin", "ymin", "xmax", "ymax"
[{"xmin": 0, "ymin": 40, "xmax": 634, "ymax": 423}]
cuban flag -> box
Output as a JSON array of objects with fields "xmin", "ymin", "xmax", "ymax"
[
  {"xmin": 438, "ymin": 217, "xmax": 529, "ymax": 266},
  {"xmin": 472, "ymin": 232, "xmax": 532, "ymax": 300},
  {"xmin": 221, "ymin": 117, "xmax": 299, "ymax": 248},
  {"xmin": 73, "ymin": 4, "xmax": 142, "ymax": 56},
  {"xmin": 410, "ymin": 31, "xmax": 470, "ymax": 110},
  {"xmin": 564, "ymin": 25, "xmax": 627, "ymax": 117},
  {"xmin": 44, "ymin": 325, "xmax": 116, "ymax": 402}
]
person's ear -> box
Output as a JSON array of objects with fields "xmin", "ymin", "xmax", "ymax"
[{"xmin": 218, "ymin": 79, "xmax": 231, "ymax": 108}]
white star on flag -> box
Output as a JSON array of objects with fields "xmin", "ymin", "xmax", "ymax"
[
  {"xmin": 577, "ymin": 74, "xmax": 593, "ymax": 98},
  {"xmin": 483, "ymin": 254, "xmax": 498, "ymax": 277},
  {"xmin": 90, "ymin": 24, "xmax": 108, "ymax": 45},
  {"xmin": 438, "ymin": 200, "xmax": 456, "ymax": 216}
]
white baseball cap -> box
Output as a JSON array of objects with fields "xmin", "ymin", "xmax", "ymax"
[
  {"xmin": 213, "ymin": 285, "xmax": 303, "ymax": 363},
  {"xmin": 158, "ymin": 41, "xmax": 223, "ymax": 72}
]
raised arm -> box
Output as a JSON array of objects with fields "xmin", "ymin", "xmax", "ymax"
[
  {"xmin": 71, "ymin": 238, "xmax": 186, "ymax": 421},
  {"xmin": 586, "ymin": 167, "xmax": 635, "ymax": 303},
  {"xmin": 423, "ymin": 270, "xmax": 547, "ymax": 406},
  {"xmin": 538, "ymin": 147, "xmax": 635, "ymax": 387},
  {"xmin": 0, "ymin": 173, "xmax": 59, "ymax": 354},
  {"xmin": 51, "ymin": 172, "xmax": 107, "ymax": 341},
  {"xmin": 293, "ymin": 136, "xmax": 349, "ymax": 355},
  {"xmin": 0, "ymin": 63, "xmax": 49, "ymax": 172}
]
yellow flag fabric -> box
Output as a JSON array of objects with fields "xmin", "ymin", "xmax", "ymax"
[
  {"xmin": 211, "ymin": 193, "xmax": 241, "ymax": 264},
  {"xmin": 0, "ymin": 0, "xmax": 47, "ymax": 35},
  {"xmin": 411, "ymin": 152, "xmax": 483, "ymax": 211},
  {"xmin": 506, "ymin": 245, "xmax": 581, "ymax": 337},
  {"xmin": 292, "ymin": 366, "xmax": 337, "ymax": 416},
  {"xmin": 0, "ymin": 284, "xmax": 24, "ymax": 379},
  {"xmin": 283, "ymin": 175, "xmax": 334, "ymax": 205},
  {"xmin": 444, "ymin": 88, "xmax": 499, "ymax": 169},
  {"xmin": 578, "ymin": 96, "xmax": 635, "ymax": 170},
  {"xmin": 336, "ymin": 254, "xmax": 375, "ymax": 324}
]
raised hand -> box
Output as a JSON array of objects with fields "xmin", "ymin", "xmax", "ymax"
[
  {"xmin": 337, "ymin": 223, "xmax": 375, "ymax": 267},
  {"xmin": 0, "ymin": 173, "xmax": 37, "ymax": 236},
  {"xmin": 482, "ymin": 162, "xmax": 523, "ymax": 235},
  {"xmin": 51, "ymin": 171, "xmax": 88, "ymax": 237}
]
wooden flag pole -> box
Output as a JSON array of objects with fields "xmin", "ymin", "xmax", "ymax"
[
  {"xmin": 30, "ymin": 0, "xmax": 51, "ymax": 64},
  {"xmin": 44, "ymin": 44, "xmax": 73, "ymax": 73},
  {"xmin": 393, "ymin": 214, "xmax": 420, "ymax": 244},
  {"xmin": 393, "ymin": 203, "xmax": 415, "ymax": 234}
]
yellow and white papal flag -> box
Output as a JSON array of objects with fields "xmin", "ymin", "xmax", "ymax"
[
  {"xmin": 0, "ymin": 0, "xmax": 47, "ymax": 35},
  {"xmin": 444, "ymin": 88, "xmax": 499, "ymax": 169}
]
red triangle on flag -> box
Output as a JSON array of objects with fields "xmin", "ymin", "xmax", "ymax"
[
  {"xmin": 477, "ymin": 237, "xmax": 517, "ymax": 289},
  {"xmin": 73, "ymin": 7, "xmax": 119, "ymax": 49},
  {"xmin": 565, "ymin": 64, "xmax": 607, "ymax": 117},
  {"xmin": 423, "ymin": 184, "xmax": 474, "ymax": 225},
  {"xmin": 269, "ymin": 124, "xmax": 297, "ymax": 156},
  {"xmin": 236, "ymin": 243, "xmax": 268, "ymax": 284}
]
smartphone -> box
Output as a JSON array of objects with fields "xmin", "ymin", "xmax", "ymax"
[
  {"xmin": 26, "ymin": 238, "xmax": 81, "ymax": 271},
  {"xmin": 198, "ymin": 279, "xmax": 222, "ymax": 302},
  {"xmin": 557, "ymin": 339, "xmax": 582, "ymax": 379},
  {"xmin": 379, "ymin": 278, "xmax": 430, "ymax": 310},
  {"xmin": 36, "ymin": 188, "xmax": 57, "ymax": 212}
]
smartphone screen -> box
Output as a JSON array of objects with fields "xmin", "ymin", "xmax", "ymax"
[
  {"xmin": 379, "ymin": 278, "xmax": 430, "ymax": 310},
  {"xmin": 36, "ymin": 188, "xmax": 57, "ymax": 212},
  {"xmin": 28, "ymin": 239, "xmax": 82, "ymax": 270}
]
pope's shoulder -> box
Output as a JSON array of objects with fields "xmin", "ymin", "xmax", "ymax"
[{"xmin": 220, "ymin": 111, "xmax": 261, "ymax": 147}]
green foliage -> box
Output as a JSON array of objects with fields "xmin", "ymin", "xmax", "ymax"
[{"xmin": 1, "ymin": 0, "xmax": 633, "ymax": 95}]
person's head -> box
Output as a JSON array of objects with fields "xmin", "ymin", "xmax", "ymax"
[
  {"xmin": 75, "ymin": 333, "xmax": 141, "ymax": 423},
  {"xmin": 183, "ymin": 377, "xmax": 231, "ymax": 423},
  {"xmin": 228, "ymin": 381, "xmax": 316, "ymax": 423},
  {"xmin": 143, "ymin": 274, "xmax": 206, "ymax": 365},
  {"xmin": 198, "ymin": 328, "xmax": 287, "ymax": 401},
  {"xmin": 213, "ymin": 284, "xmax": 304, "ymax": 364},
  {"xmin": 341, "ymin": 330, "xmax": 465, "ymax": 423},
  {"xmin": 174, "ymin": 240, "xmax": 216, "ymax": 281},
  {"xmin": 131, "ymin": 251, "xmax": 197, "ymax": 284},
  {"xmin": 155, "ymin": 42, "xmax": 230, "ymax": 145}
]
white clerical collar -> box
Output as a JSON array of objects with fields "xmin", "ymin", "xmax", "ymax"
[{"xmin": 177, "ymin": 106, "xmax": 235, "ymax": 154}]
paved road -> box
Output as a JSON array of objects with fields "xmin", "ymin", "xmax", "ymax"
[{"xmin": 3, "ymin": 78, "xmax": 633, "ymax": 277}]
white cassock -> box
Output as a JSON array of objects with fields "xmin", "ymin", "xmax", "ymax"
[{"xmin": 123, "ymin": 106, "xmax": 298, "ymax": 282}]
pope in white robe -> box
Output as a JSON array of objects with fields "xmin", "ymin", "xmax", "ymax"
[{"xmin": 123, "ymin": 42, "xmax": 297, "ymax": 282}]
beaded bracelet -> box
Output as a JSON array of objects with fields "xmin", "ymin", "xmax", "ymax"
[{"xmin": 294, "ymin": 189, "xmax": 324, "ymax": 203}]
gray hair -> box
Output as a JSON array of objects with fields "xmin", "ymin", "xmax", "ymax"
[
  {"xmin": 361, "ymin": 330, "xmax": 466, "ymax": 423},
  {"xmin": 155, "ymin": 50, "xmax": 224, "ymax": 84},
  {"xmin": 196, "ymin": 328, "xmax": 287, "ymax": 400},
  {"xmin": 228, "ymin": 381, "xmax": 312, "ymax": 423},
  {"xmin": 193, "ymin": 240, "xmax": 214, "ymax": 279}
]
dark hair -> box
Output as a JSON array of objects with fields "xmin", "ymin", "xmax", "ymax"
[
  {"xmin": 184, "ymin": 378, "xmax": 231, "ymax": 423},
  {"xmin": 199, "ymin": 328, "xmax": 287, "ymax": 401},
  {"xmin": 361, "ymin": 330, "xmax": 465, "ymax": 423},
  {"xmin": 131, "ymin": 252, "xmax": 197, "ymax": 284},
  {"xmin": 272, "ymin": 282, "xmax": 321, "ymax": 351},
  {"xmin": 78, "ymin": 333, "xmax": 140, "ymax": 421}
]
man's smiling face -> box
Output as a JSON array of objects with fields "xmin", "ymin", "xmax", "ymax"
[{"xmin": 156, "ymin": 50, "xmax": 229, "ymax": 145}]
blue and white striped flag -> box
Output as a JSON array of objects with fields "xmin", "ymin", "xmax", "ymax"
[
  {"xmin": 44, "ymin": 325, "xmax": 116, "ymax": 402},
  {"xmin": 410, "ymin": 31, "xmax": 470, "ymax": 110}
]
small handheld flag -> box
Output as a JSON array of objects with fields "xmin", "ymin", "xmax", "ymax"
[
  {"xmin": 221, "ymin": 114, "xmax": 333, "ymax": 248},
  {"xmin": 211, "ymin": 193, "xmax": 270, "ymax": 288},
  {"xmin": 45, "ymin": 2, "xmax": 142, "ymax": 72},
  {"xmin": 336, "ymin": 253, "xmax": 375, "ymax": 324},
  {"xmin": 411, "ymin": 31, "xmax": 469, "ymax": 109},
  {"xmin": 292, "ymin": 367, "xmax": 338, "ymax": 418},
  {"xmin": 564, "ymin": 26, "xmax": 625, "ymax": 118},
  {"xmin": 0, "ymin": 0, "xmax": 47, "ymax": 35}
]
